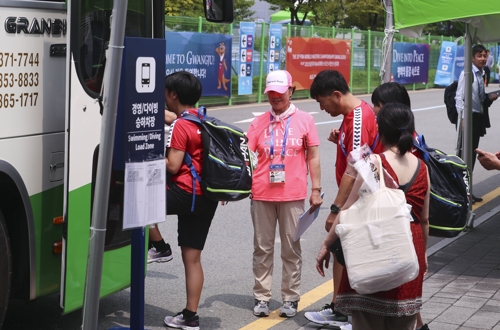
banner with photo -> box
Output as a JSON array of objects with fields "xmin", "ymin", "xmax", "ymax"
[
  {"xmin": 392, "ymin": 42, "xmax": 430, "ymax": 84},
  {"xmin": 434, "ymin": 41, "xmax": 456, "ymax": 86},
  {"xmin": 238, "ymin": 22, "xmax": 256, "ymax": 95},
  {"xmin": 268, "ymin": 24, "xmax": 283, "ymax": 74},
  {"xmin": 165, "ymin": 32, "xmax": 232, "ymax": 97},
  {"xmin": 286, "ymin": 37, "xmax": 351, "ymax": 90}
]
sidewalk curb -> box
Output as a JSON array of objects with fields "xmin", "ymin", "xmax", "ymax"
[{"xmin": 427, "ymin": 204, "xmax": 500, "ymax": 257}]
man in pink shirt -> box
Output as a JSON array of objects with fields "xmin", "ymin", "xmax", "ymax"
[{"xmin": 247, "ymin": 70, "xmax": 322, "ymax": 318}]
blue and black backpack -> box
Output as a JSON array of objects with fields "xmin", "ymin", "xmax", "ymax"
[
  {"xmin": 413, "ymin": 135, "xmax": 470, "ymax": 237},
  {"xmin": 180, "ymin": 107, "xmax": 253, "ymax": 210}
]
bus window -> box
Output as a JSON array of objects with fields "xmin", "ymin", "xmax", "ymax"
[{"xmin": 73, "ymin": 0, "xmax": 150, "ymax": 95}]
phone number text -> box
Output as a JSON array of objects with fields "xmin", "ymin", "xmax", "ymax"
[
  {"xmin": 0, "ymin": 72, "xmax": 39, "ymax": 88},
  {"xmin": 0, "ymin": 93, "xmax": 38, "ymax": 108},
  {"xmin": 0, "ymin": 52, "xmax": 39, "ymax": 67}
]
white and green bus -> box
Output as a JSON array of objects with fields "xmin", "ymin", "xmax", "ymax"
[{"xmin": 0, "ymin": 0, "xmax": 232, "ymax": 326}]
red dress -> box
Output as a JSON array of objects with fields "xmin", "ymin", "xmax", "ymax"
[{"xmin": 335, "ymin": 156, "xmax": 428, "ymax": 317}]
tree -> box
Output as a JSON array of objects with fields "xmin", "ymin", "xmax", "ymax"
[{"xmin": 264, "ymin": 0, "xmax": 313, "ymax": 25}]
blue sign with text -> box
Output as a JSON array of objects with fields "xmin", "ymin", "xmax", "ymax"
[
  {"xmin": 434, "ymin": 41, "xmax": 456, "ymax": 86},
  {"xmin": 238, "ymin": 22, "xmax": 256, "ymax": 95},
  {"xmin": 392, "ymin": 42, "xmax": 430, "ymax": 84}
]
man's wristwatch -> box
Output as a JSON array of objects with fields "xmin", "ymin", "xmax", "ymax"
[{"xmin": 330, "ymin": 203, "xmax": 341, "ymax": 214}]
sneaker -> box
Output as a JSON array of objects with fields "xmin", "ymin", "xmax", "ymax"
[
  {"xmin": 164, "ymin": 312, "xmax": 200, "ymax": 330},
  {"xmin": 279, "ymin": 301, "xmax": 298, "ymax": 317},
  {"xmin": 417, "ymin": 324, "xmax": 430, "ymax": 330},
  {"xmin": 148, "ymin": 247, "xmax": 173, "ymax": 263},
  {"xmin": 253, "ymin": 300, "xmax": 270, "ymax": 317},
  {"xmin": 304, "ymin": 303, "xmax": 349, "ymax": 327}
]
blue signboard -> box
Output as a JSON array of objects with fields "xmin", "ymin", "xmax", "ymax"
[
  {"xmin": 114, "ymin": 37, "xmax": 166, "ymax": 166},
  {"xmin": 238, "ymin": 22, "xmax": 256, "ymax": 95},
  {"xmin": 392, "ymin": 42, "xmax": 430, "ymax": 84},
  {"xmin": 268, "ymin": 24, "xmax": 282, "ymax": 73},
  {"xmin": 453, "ymin": 46, "xmax": 465, "ymax": 82},
  {"xmin": 434, "ymin": 41, "xmax": 456, "ymax": 86},
  {"xmin": 165, "ymin": 32, "xmax": 232, "ymax": 97}
]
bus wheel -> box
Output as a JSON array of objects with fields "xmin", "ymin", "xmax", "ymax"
[{"xmin": 0, "ymin": 210, "xmax": 11, "ymax": 328}]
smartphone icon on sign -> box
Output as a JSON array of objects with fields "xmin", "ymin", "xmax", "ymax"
[{"xmin": 142, "ymin": 63, "xmax": 150, "ymax": 86}]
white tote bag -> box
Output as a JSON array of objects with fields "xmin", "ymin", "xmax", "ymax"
[{"xmin": 335, "ymin": 155, "xmax": 419, "ymax": 295}]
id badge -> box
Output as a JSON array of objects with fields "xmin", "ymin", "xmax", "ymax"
[{"xmin": 270, "ymin": 164, "xmax": 285, "ymax": 183}]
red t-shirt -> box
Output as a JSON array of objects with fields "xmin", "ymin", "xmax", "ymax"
[
  {"xmin": 166, "ymin": 109, "xmax": 204, "ymax": 194},
  {"xmin": 336, "ymin": 101, "xmax": 383, "ymax": 186}
]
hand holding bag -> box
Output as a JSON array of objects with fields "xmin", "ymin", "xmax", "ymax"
[{"xmin": 335, "ymin": 154, "xmax": 419, "ymax": 294}]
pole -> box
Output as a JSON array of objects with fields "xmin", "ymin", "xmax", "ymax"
[
  {"xmin": 81, "ymin": 1, "xmax": 128, "ymax": 329},
  {"xmin": 382, "ymin": 0, "xmax": 394, "ymax": 83},
  {"xmin": 463, "ymin": 24, "xmax": 476, "ymax": 229}
]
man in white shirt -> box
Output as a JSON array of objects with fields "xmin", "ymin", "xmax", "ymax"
[
  {"xmin": 455, "ymin": 44, "xmax": 498, "ymax": 203},
  {"xmin": 485, "ymin": 50, "xmax": 494, "ymax": 87}
]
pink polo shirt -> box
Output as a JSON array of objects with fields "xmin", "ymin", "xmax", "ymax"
[{"xmin": 247, "ymin": 108, "xmax": 320, "ymax": 202}]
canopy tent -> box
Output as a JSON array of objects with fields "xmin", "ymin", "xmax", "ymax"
[
  {"xmin": 387, "ymin": 0, "xmax": 500, "ymax": 229},
  {"xmin": 270, "ymin": 10, "xmax": 312, "ymax": 23},
  {"xmin": 392, "ymin": 0, "xmax": 500, "ymax": 43}
]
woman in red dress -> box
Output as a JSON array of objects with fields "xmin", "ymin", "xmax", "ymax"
[{"xmin": 316, "ymin": 102, "xmax": 430, "ymax": 329}]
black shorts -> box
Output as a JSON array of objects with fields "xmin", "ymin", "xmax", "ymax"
[
  {"xmin": 167, "ymin": 182, "xmax": 218, "ymax": 250},
  {"xmin": 329, "ymin": 239, "xmax": 345, "ymax": 266}
]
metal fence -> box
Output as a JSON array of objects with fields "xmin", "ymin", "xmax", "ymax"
[{"xmin": 165, "ymin": 16, "xmax": 474, "ymax": 107}]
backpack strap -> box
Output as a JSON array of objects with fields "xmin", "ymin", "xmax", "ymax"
[
  {"xmin": 183, "ymin": 152, "xmax": 202, "ymax": 212},
  {"xmin": 412, "ymin": 134, "xmax": 430, "ymax": 162},
  {"xmin": 178, "ymin": 107, "xmax": 206, "ymax": 212}
]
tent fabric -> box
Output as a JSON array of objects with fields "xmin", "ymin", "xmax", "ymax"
[
  {"xmin": 392, "ymin": 0, "xmax": 500, "ymax": 43},
  {"xmin": 270, "ymin": 10, "xmax": 311, "ymax": 23}
]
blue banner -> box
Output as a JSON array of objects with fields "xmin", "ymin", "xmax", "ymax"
[
  {"xmin": 268, "ymin": 24, "xmax": 282, "ymax": 73},
  {"xmin": 114, "ymin": 37, "xmax": 166, "ymax": 166},
  {"xmin": 392, "ymin": 42, "xmax": 430, "ymax": 84},
  {"xmin": 434, "ymin": 41, "xmax": 456, "ymax": 86},
  {"xmin": 165, "ymin": 32, "xmax": 232, "ymax": 97},
  {"xmin": 238, "ymin": 22, "xmax": 256, "ymax": 95},
  {"xmin": 453, "ymin": 46, "xmax": 465, "ymax": 82}
]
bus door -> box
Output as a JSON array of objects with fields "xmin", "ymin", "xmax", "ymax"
[{"xmin": 61, "ymin": 0, "xmax": 153, "ymax": 313}]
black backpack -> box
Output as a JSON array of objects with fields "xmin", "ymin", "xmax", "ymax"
[
  {"xmin": 413, "ymin": 135, "xmax": 470, "ymax": 237},
  {"xmin": 444, "ymin": 81, "xmax": 458, "ymax": 124},
  {"xmin": 180, "ymin": 107, "xmax": 253, "ymax": 209}
]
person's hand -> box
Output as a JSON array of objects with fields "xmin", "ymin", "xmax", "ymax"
[
  {"xmin": 327, "ymin": 128, "xmax": 340, "ymax": 144},
  {"xmin": 316, "ymin": 244, "xmax": 331, "ymax": 277},
  {"xmin": 476, "ymin": 148, "xmax": 500, "ymax": 170},
  {"xmin": 325, "ymin": 212, "xmax": 337, "ymax": 232},
  {"xmin": 489, "ymin": 93, "xmax": 499, "ymax": 101},
  {"xmin": 423, "ymin": 252, "xmax": 428, "ymax": 277},
  {"xmin": 309, "ymin": 190, "xmax": 323, "ymax": 214}
]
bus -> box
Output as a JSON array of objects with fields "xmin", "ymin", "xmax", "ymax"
[{"xmin": 0, "ymin": 0, "xmax": 232, "ymax": 326}]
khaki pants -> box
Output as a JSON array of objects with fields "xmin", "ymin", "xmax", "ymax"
[
  {"xmin": 251, "ymin": 199, "xmax": 304, "ymax": 302},
  {"xmin": 352, "ymin": 310, "xmax": 417, "ymax": 330}
]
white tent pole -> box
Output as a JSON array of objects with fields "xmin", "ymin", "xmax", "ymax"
[
  {"xmin": 382, "ymin": 0, "xmax": 394, "ymax": 83},
  {"xmin": 463, "ymin": 24, "xmax": 475, "ymax": 229}
]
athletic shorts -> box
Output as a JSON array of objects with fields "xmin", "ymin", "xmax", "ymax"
[{"xmin": 167, "ymin": 182, "xmax": 218, "ymax": 250}]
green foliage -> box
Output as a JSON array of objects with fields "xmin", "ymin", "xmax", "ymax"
[{"xmin": 165, "ymin": 0, "xmax": 255, "ymax": 22}]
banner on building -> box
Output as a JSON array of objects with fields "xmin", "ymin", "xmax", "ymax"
[
  {"xmin": 268, "ymin": 24, "xmax": 283, "ymax": 73},
  {"xmin": 165, "ymin": 32, "xmax": 232, "ymax": 97},
  {"xmin": 238, "ymin": 22, "xmax": 256, "ymax": 95},
  {"xmin": 286, "ymin": 37, "xmax": 351, "ymax": 90},
  {"xmin": 392, "ymin": 42, "xmax": 430, "ymax": 84}
]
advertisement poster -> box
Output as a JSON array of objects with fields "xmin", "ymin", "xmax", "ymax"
[
  {"xmin": 238, "ymin": 22, "xmax": 256, "ymax": 95},
  {"xmin": 453, "ymin": 46, "xmax": 465, "ymax": 82},
  {"xmin": 286, "ymin": 37, "xmax": 351, "ymax": 90},
  {"xmin": 165, "ymin": 32, "xmax": 232, "ymax": 97},
  {"xmin": 434, "ymin": 41, "xmax": 456, "ymax": 86},
  {"xmin": 392, "ymin": 42, "xmax": 430, "ymax": 84},
  {"xmin": 268, "ymin": 24, "xmax": 283, "ymax": 73}
]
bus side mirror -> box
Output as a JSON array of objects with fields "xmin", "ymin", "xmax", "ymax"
[{"xmin": 204, "ymin": 0, "xmax": 234, "ymax": 23}]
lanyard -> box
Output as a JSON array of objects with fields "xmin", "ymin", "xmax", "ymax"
[{"xmin": 269, "ymin": 115, "xmax": 291, "ymax": 160}]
